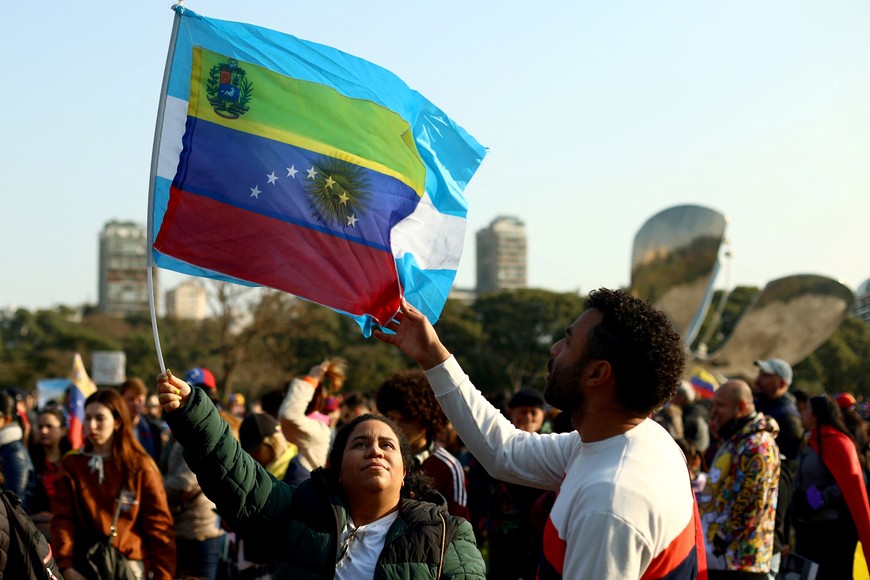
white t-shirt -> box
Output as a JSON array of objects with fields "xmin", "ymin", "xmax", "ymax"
[{"xmin": 335, "ymin": 511, "xmax": 399, "ymax": 579}]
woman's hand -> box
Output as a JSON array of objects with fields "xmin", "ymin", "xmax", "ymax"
[
  {"xmin": 156, "ymin": 369, "xmax": 192, "ymax": 412},
  {"xmin": 307, "ymin": 360, "xmax": 329, "ymax": 384}
]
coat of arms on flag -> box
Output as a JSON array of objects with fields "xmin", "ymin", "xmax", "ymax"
[{"xmin": 148, "ymin": 7, "xmax": 485, "ymax": 336}]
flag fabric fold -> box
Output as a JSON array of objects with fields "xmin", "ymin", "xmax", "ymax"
[
  {"xmin": 150, "ymin": 7, "xmax": 485, "ymax": 334},
  {"xmin": 67, "ymin": 353, "xmax": 96, "ymax": 450}
]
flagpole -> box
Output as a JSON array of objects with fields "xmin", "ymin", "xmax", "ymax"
[{"xmin": 146, "ymin": 5, "xmax": 184, "ymax": 374}]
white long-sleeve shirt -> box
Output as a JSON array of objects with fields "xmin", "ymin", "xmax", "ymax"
[
  {"xmin": 425, "ymin": 356, "xmax": 705, "ymax": 579},
  {"xmin": 278, "ymin": 378, "xmax": 331, "ymax": 472}
]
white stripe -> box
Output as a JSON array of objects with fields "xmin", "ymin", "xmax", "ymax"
[
  {"xmin": 156, "ymin": 96, "xmax": 189, "ymax": 181},
  {"xmin": 434, "ymin": 447, "xmax": 467, "ymax": 507},
  {"xmin": 391, "ymin": 193, "xmax": 466, "ymax": 271}
]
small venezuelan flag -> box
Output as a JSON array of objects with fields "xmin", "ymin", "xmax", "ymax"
[{"xmin": 67, "ymin": 353, "xmax": 96, "ymax": 450}]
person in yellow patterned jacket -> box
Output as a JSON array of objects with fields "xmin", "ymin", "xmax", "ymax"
[{"xmin": 699, "ymin": 380, "xmax": 780, "ymax": 579}]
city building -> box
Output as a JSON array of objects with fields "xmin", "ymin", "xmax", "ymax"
[
  {"xmin": 98, "ymin": 221, "xmax": 154, "ymax": 316},
  {"xmin": 448, "ymin": 286, "xmax": 477, "ymax": 305},
  {"xmin": 165, "ymin": 280, "xmax": 208, "ymax": 320},
  {"xmin": 853, "ymin": 278, "xmax": 870, "ymax": 328},
  {"xmin": 476, "ymin": 216, "xmax": 527, "ymax": 294}
]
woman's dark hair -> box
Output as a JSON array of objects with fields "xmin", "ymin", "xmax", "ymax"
[
  {"xmin": 0, "ymin": 391, "xmax": 16, "ymax": 420},
  {"xmin": 809, "ymin": 394, "xmax": 856, "ymax": 458},
  {"xmin": 29, "ymin": 407, "xmax": 72, "ymax": 471},
  {"xmin": 326, "ymin": 413, "xmax": 436, "ymax": 502}
]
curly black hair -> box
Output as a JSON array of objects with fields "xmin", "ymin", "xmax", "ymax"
[
  {"xmin": 585, "ymin": 288, "xmax": 686, "ymax": 415},
  {"xmin": 375, "ymin": 370, "xmax": 448, "ymax": 444},
  {"xmin": 326, "ymin": 413, "xmax": 437, "ymax": 502}
]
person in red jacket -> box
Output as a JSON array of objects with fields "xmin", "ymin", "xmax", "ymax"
[{"xmin": 793, "ymin": 394, "xmax": 870, "ymax": 579}]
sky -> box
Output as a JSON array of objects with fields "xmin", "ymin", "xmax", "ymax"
[{"xmin": 2, "ymin": 1, "xmax": 868, "ymax": 312}]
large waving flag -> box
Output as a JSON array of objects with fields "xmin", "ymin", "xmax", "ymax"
[
  {"xmin": 67, "ymin": 353, "xmax": 96, "ymax": 450},
  {"xmin": 149, "ymin": 7, "xmax": 486, "ymax": 335}
]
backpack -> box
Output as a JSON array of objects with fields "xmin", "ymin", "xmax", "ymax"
[{"xmin": 0, "ymin": 489, "xmax": 61, "ymax": 579}]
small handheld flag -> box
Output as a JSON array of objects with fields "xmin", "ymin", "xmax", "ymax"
[
  {"xmin": 67, "ymin": 353, "xmax": 96, "ymax": 450},
  {"xmin": 148, "ymin": 7, "xmax": 485, "ymax": 336}
]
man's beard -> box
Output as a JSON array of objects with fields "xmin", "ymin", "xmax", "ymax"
[{"xmin": 544, "ymin": 356, "xmax": 587, "ymax": 413}]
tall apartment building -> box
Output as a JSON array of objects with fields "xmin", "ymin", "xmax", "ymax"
[
  {"xmin": 165, "ymin": 280, "xmax": 208, "ymax": 320},
  {"xmin": 476, "ymin": 216, "xmax": 527, "ymax": 294},
  {"xmin": 98, "ymin": 221, "xmax": 154, "ymax": 316},
  {"xmin": 853, "ymin": 278, "xmax": 870, "ymax": 328}
]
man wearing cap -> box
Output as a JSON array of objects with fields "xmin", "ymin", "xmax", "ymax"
[
  {"xmin": 375, "ymin": 288, "xmax": 706, "ymax": 578},
  {"xmin": 753, "ymin": 359, "xmax": 802, "ymax": 461},
  {"xmin": 753, "ymin": 358, "xmax": 803, "ymax": 580},
  {"xmin": 239, "ymin": 413, "xmax": 298, "ymax": 481},
  {"xmin": 507, "ymin": 388, "xmax": 547, "ymax": 434}
]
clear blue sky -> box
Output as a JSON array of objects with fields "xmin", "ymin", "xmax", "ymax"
[{"xmin": 2, "ymin": 1, "xmax": 868, "ymax": 311}]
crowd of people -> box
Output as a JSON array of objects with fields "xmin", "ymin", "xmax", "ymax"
[{"xmin": 1, "ymin": 287, "xmax": 870, "ymax": 579}]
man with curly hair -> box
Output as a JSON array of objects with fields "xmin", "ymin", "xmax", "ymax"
[
  {"xmin": 376, "ymin": 370, "xmax": 470, "ymax": 520},
  {"xmin": 375, "ymin": 288, "xmax": 706, "ymax": 579}
]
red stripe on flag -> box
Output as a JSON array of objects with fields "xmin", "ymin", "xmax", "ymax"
[
  {"xmin": 68, "ymin": 415, "xmax": 84, "ymax": 451},
  {"xmin": 156, "ymin": 188, "xmax": 401, "ymax": 324}
]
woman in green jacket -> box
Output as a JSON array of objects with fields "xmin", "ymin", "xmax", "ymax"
[{"xmin": 157, "ymin": 370, "xmax": 485, "ymax": 579}]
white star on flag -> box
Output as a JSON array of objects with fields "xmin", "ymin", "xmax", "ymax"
[
  {"xmin": 347, "ymin": 214, "xmax": 358, "ymax": 227},
  {"xmin": 338, "ymin": 192, "xmax": 350, "ymax": 205},
  {"xmin": 250, "ymin": 185, "xmax": 261, "ymax": 199},
  {"xmin": 266, "ymin": 171, "xmax": 279, "ymax": 185},
  {"xmin": 287, "ymin": 165, "xmax": 298, "ymax": 178},
  {"xmin": 325, "ymin": 176, "xmax": 336, "ymax": 189},
  {"xmin": 307, "ymin": 167, "xmax": 318, "ymax": 180}
]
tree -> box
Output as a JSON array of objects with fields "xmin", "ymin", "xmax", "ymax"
[
  {"xmin": 472, "ymin": 289, "xmax": 586, "ymax": 393},
  {"xmin": 794, "ymin": 316, "xmax": 870, "ymax": 397}
]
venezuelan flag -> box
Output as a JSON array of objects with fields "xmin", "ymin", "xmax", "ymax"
[
  {"xmin": 150, "ymin": 8, "xmax": 485, "ymax": 333},
  {"xmin": 67, "ymin": 353, "xmax": 96, "ymax": 450},
  {"xmin": 689, "ymin": 367, "xmax": 718, "ymax": 400}
]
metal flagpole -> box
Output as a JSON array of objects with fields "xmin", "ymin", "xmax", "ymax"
[{"xmin": 146, "ymin": 4, "xmax": 184, "ymax": 374}]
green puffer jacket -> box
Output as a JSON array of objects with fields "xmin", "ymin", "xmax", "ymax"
[{"xmin": 165, "ymin": 388, "xmax": 485, "ymax": 579}]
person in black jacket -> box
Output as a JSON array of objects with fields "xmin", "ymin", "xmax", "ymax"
[
  {"xmin": 0, "ymin": 391, "xmax": 34, "ymax": 513},
  {"xmin": 158, "ymin": 369, "xmax": 485, "ymax": 579}
]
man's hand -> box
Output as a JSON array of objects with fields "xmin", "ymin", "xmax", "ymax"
[
  {"xmin": 156, "ymin": 369, "xmax": 192, "ymax": 412},
  {"xmin": 373, "ymin": 299, "xmax": 451, "ymax": 370}
]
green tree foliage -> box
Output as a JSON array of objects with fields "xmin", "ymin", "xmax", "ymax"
[
  {"xmin": 472, "ymin": 289, "xmax": 586, "ymax": 392},
  {"xmin": 5, "ymin": 287, "xmax": 866, "ymax": 405},
  {"xmin": 794, "ymin": 316, "xmax": 870, "ymax": 396},
  {"xmin": 432, "ymin": 298, "xmax": 487, "ymax": 382}
]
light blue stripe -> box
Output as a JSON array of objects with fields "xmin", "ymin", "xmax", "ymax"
[{"xmin": 395, "ymin": 254, "xmax": 457, "ymax": 323}]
